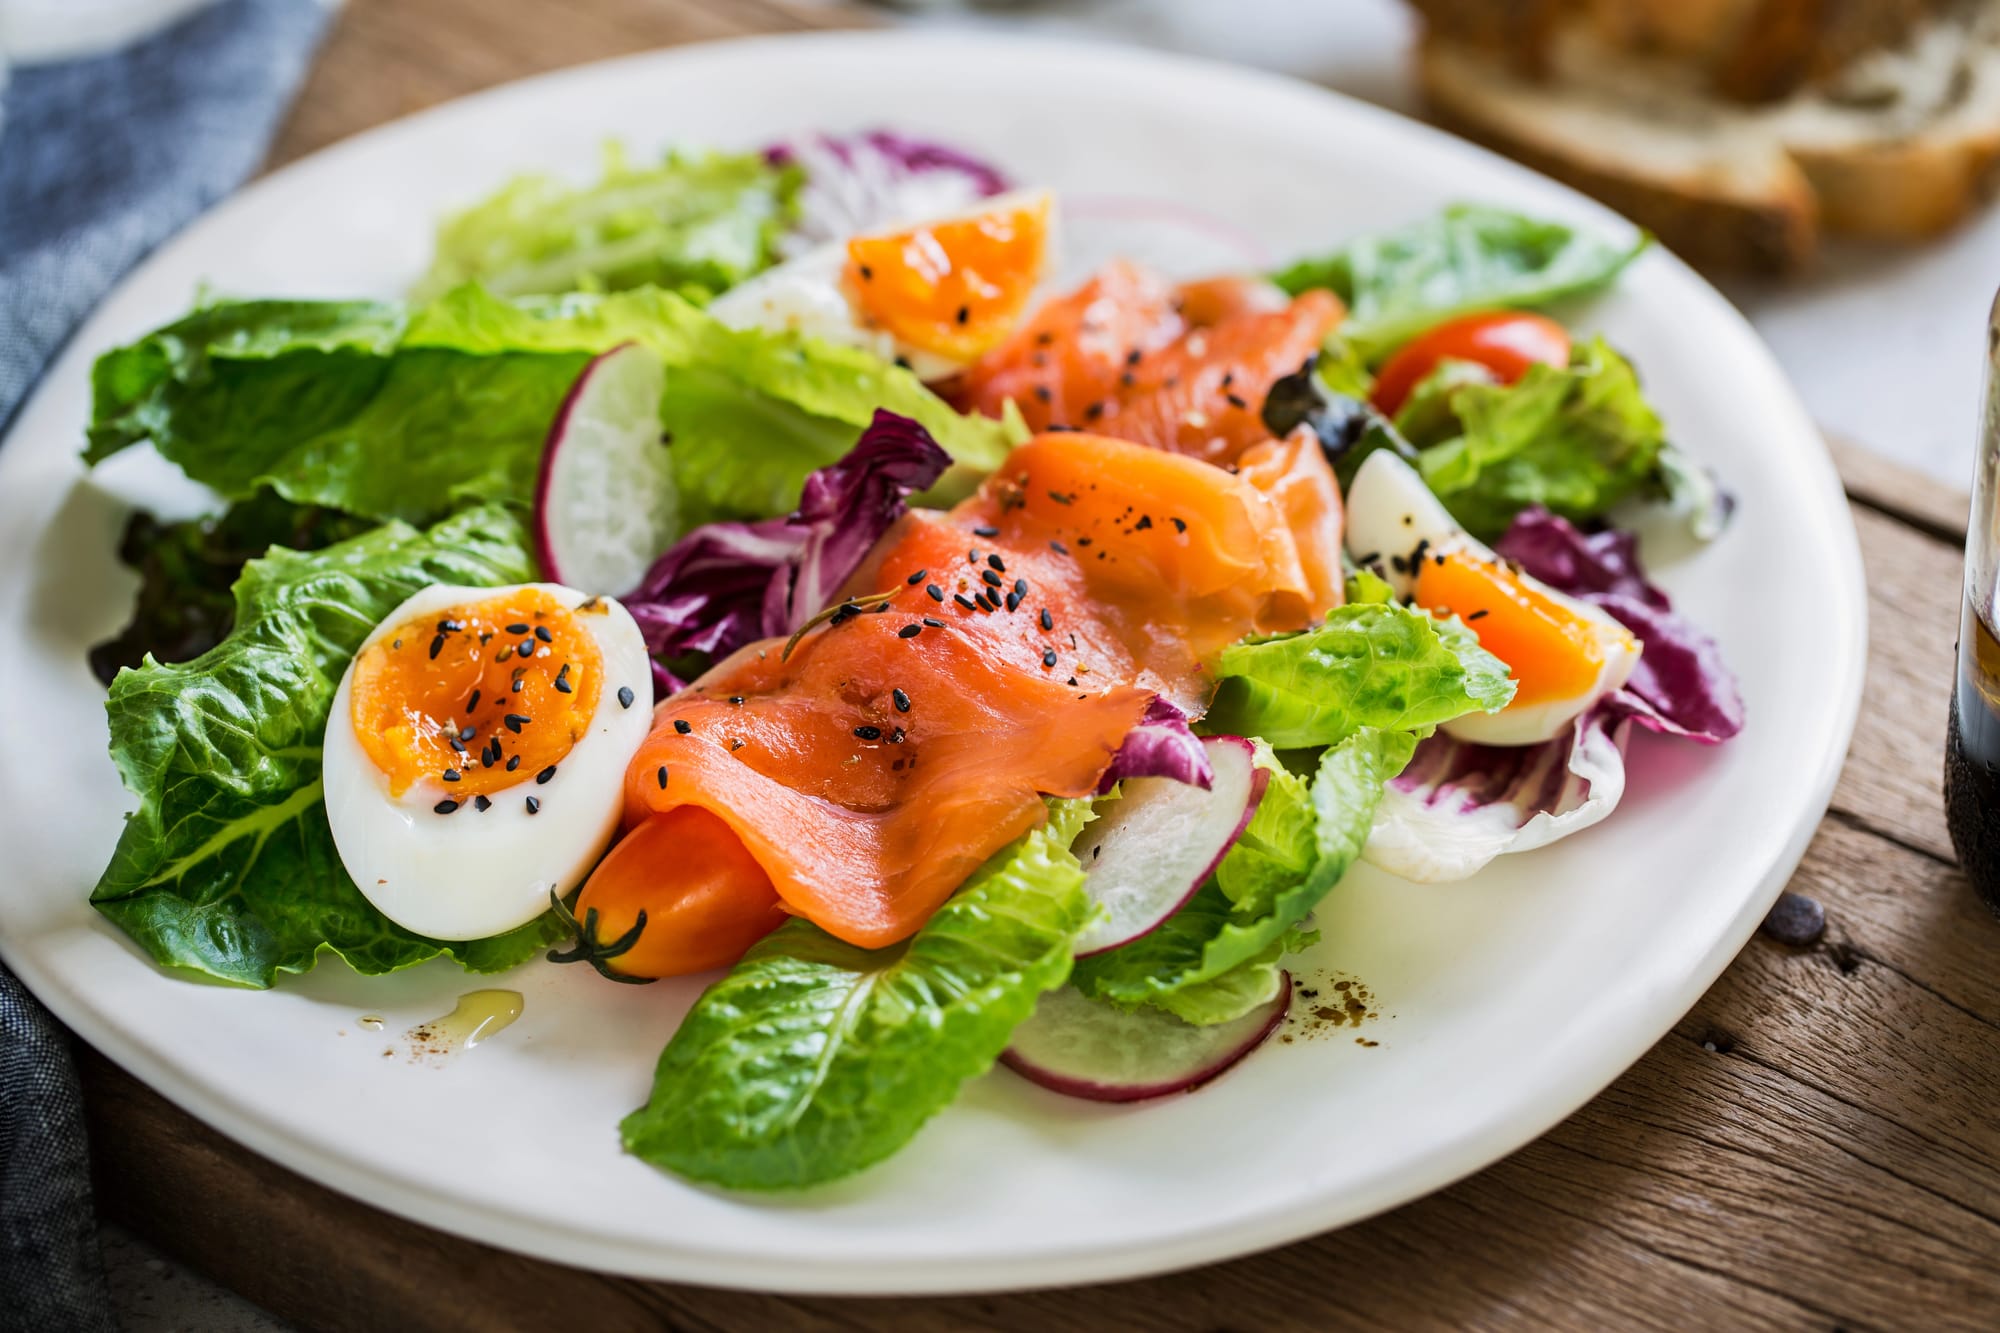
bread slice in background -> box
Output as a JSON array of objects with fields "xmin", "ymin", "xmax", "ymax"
[{"xmin": 1412, "ymin": 2, "xmax": 2000, "ymax": 271}]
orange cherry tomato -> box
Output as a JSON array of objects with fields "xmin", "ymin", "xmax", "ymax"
[
  {"xmin": 564, "ymin": 806, "xmax": 789, "ymax": 980},
  {"xmin": 1368, "ymin": 312, "xmax": 1571, "ymax": 417}
]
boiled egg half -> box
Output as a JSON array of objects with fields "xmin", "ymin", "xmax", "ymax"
[
  {"xmin": 323, "ymin": 582, "xmax": 652, "ymax": 940},
  {"xmin": 708, "ymin": 189, "xmax": 1055, "ymax": 382},
  {"xmin": 1344, "ymin": 450, "xmax": 1641, "ymax": 747}
]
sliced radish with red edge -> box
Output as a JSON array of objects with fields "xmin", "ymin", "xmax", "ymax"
[
  {"xmin": 534, "ymin": 343, "xmax": 678, "ymax": 595},
  {"xmin": 1071, "ymin": 735, "xmax": 1265, "ymax": 957},
  {"xmin": 1002, "ymin": 973, "xmax": 1289, "ymax": 1104}
]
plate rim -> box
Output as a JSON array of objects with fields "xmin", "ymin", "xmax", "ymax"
[{"xmin": 0, "ymin": 27, "xmax": 1869, "ymax": 1295}]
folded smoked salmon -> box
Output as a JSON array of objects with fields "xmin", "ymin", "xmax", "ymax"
[{"xmin": 575, "ymin": 430, "xmax": 1344, "ymax": 971}]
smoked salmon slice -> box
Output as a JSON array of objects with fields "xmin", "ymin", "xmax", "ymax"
[
  {"xmin": 580, "ymin": 431, "xmax": 1346, "ymax": 969},
  {"xmin": 947, "ymin": 264, "xmax": 1344, "ymax": 468}
]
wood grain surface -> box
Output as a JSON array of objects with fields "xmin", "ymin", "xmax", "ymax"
[{"xmin": 71, "ymin": 2, "xmax": 2000, "ymax": 1329}]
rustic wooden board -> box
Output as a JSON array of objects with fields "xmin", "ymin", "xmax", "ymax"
[{"xmin": 68, "ymin": 1, "xmax": 2000, "ymax": 1327}]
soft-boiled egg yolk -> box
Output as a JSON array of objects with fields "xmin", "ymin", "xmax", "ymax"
[
  {"xmin": 845, "ymin": 195, "xmax": 1051, "ymax": 363},
  {"xmin": 349, "ymin": 587, "xmax": 600, "ymax": 799},
  {"xmin": 1414, "ymin": 550, "xmax": 1630, "ymax": 710}
]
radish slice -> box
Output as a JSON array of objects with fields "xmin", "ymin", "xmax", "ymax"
[
  {"xmin": 534, "ymin": 343, "xmax": 677, "ymax": 595},
  {"xmin": 1058, "ymin": 194, "xmax": 1271, "ymax": 285},
  {"xmin": 1071, "ymin": 735, "xmax": 1266, "ymax": 957},
  {"xmin": 1002, "ymin": 974, "xmax": 1289, "ymax": 1103}
]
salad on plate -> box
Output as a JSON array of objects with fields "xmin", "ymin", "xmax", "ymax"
[{"xmin": 79, "ymin": 129, "xmax": 1744, "ymax": 1191}]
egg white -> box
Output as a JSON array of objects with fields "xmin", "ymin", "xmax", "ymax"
[
  {"xmin": 322, "ymin": 582, "xmax": 653, "ymax": 941},
  {"xmin": 707, "ymin": 188, "xmax": 1058, "ymax": 382},
  {"xmin": 1344, "ymin": 450, "xmax": 1640, "ymax": 747}
]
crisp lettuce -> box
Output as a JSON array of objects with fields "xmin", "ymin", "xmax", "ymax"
[
  {"xmin": 1272, "ymin": 204, "xmax": 1646, "ymax": 361},
  {"xmin": 414, "ymin": 145, "xmax": 796, "ymax": 302},
  {"xmin": 1203, "ymin": 602, "xmax": 1515, "ymax": 749},
  {"xmin": 87, "ymin": 285, "xmax": 1019, "ymax": 531},
  {"xmin": 621, "ymin": 800, "xmax": 1096, "ymax": 1191},
  {"xmin": 90, "ymin": 506, "xmax": 562, "ymax": 987},
  {"xmin": 1072, "ymin": 730, "xmax": 1415, "ymax": 1015},
  {"xmin": 1407, "ymin": 337, "xmax": 1668, "ymax": 541}
]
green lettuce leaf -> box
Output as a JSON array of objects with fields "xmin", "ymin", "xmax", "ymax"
[
  {"xmin": 1203, "ymin": 602, "xmax": 1515, "ymax": 749},
  {"xmin": 621, "ymin": 800, "xmax": 1096, "ymax": 1190},
  {"xmin": 87, "ymin": 285, "xmax": 1019, "ymax": 530},
  {"xmin": 414, "ymin": 145, "xmax": 797, "ymax": 302},
  {"xmin": 1072, "ymin": 730, "xmax": 1415, "ymax": 1014},
  {"xmin": 88, "ymin": 490, "xmax": 372, "ymax": 686},
  {"xmin": 1272, "ymin": 205, "xmax": 1646, "ymax": 361},
  {"xmin": 1409, "ymin": 336, "xmax": 1668, "ymax": 540},
  {"xmin": 90, "ymin": 505, "xmax": 562, "ymax": 988}
]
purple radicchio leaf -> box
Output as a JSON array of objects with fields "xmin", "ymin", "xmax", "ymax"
[
  {"xmin": 1096, "ymin": 696, "xmax": 1215, "ymax": 794},
  {"xmin": 1364, "ymin": 701, "xmax": 1634, "ymax": 883},
  {"xmin": 1494, "ymin": 507, "xmax": 1744, "ymax": 743},
  {"xmin": 764, "ymin": 129, "xmax": 1008, "ymax": 257},
  {"xmin": 622, "ymin": 409, "xmax": 950, "ymax": 691}
]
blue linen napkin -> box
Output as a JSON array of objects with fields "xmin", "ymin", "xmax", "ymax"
[{"xmin": 0, "ymin": 2, "xmax": 329, "ymax": 1325}]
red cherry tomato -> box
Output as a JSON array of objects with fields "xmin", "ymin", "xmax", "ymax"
[{"xmin": 1369, "ymin": 312, "xmax": 1572, "ymax": 417}]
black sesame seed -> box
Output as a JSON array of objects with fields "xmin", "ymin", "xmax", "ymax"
[
  {"xmin": 1067, "ymin": 676, "xmax": 1078, "ymax": 686},
  {"xmin": 898, "ymin": 623, "xmax": 922, "ymax": 639},
  {"xmin": 987, "ymin": 554, "xmax": 1006, "ymax": 572},
  {"xmin": 429, "ymin": 635, "xmax": 445, "ymax": 660},
  {"xmin": 1135, "ymin": 515, "xmax": 1153, "ymax": 531},
  {"xmin": 535, "ymin": 626, "xmax": 553, "ymax": 643},
  {"xmin": 1005, "ymin": 592, "xmax": 1022, "ymax": 613},
  {"xmin": 1171, "ymin": 517, "xmax": 1187, "ymax": 533},
  {"xmin": 1077, "ymin": 536, "xmax": 1093, "ymax": 547},
  {"xmin": 1083, "ymin": 402, "xmax": 1104, "ymax": 420},
  {"xmin": 449, "ymin": 735, "xmax": 466, "ymax": 754},
  {"xmin": 1043, "ymin": 650, "xmax": 1058, "ymax": 668},
  {"xmin": 1033, "ymin": 385, "xmax": 1052, "ymax": 403},
  {"xmin": 859, "ymin": 263, "xmax": 874, "ymax": 280},
  {"xmin": 525, "ymin": 796, "xmax": 540, "ymax": 815},
  {"xmin": 674, "ymin": 718, "xmax": 692, "ymax": 734},
  {"xmin": 1040, "ymin": 608, "xmax": 1054, "ymax": 631},
  {"xmin": 1050, "ymin": 540, "xmax": 1069, "ymax": 555},
  {"xmin": 618, "ymin": 685, "xmax": 636, "ymax": 709},
  {"xmin": 1126, "ymin": 348, "xmax": 1142, "ymax": 366},
  {"xmin": 504, "ymin": 714, "xmax": 529, "ymax": 733},
  {"xmin": 460, "ymin": 726, "xmax": 477, "ymax": 741},
  {"xmin": 954, "ymin": 593, "xmax": 977, "ymax": 611},
  {"xmin": 518, "ymin": 638, "xmax": 537, "ymax": 657},
  {"xmin": 973, "ymin": 525, "xmax": 1000, "ymax": 538},
  {"xmin": 474, "ymin": 795, "xmax": 492, "ymax": 812},
  {"xmin": 657, "ymin": 766, "xmax": 669, "ymax": 789},
  {"xmin": 1048, "ymin": 490, "xmax": 1074, "ymax": 505},
  {"xmin": 1225, "ymin": 393, "xmax": 1249, "ymax": 410},
  {"xmin": 893, "ymin": 688, "xmax": 911, "ymax": 712},
  {"xmin": 442, "ymin": 769, "xmax": 461, "ymax": 783},
  {"xmin": 434, "ymin": 799, "xmax": 459, "ymax": 815},
  {"xmin": 926, "ymin": 584, "xmax": 945, "ymax": 602},
  {"xmin": 955, "ymin": 304, "xmax": 970, "ymax": 325},
  {"xmin": 392, "ymin": 639, "xmax": 403, "ymax": 650},
  {"xmin": 505, "ymin": 623, "xmax": 529, "ymax": 634},
  {"xmin": 982, "ymin": 569, "xmax": 1003, "ymax": 588},
  {"xmin": 1013, "ymin": 578, "xmax": 1028, "ymax": 597},
  {"xmin": 511, "ymin": 678, "xmax": 524, "ymax": 693},
  {"xmin": 1467, "ymin": 609, "xmax": 1490, "ymax": 621},
  {"xmin": 554, "ymin": 673, "xmax": 572, "ymax": 696},
  {"xmin": 466, "ymin": 689, "xmax": 482, "ymax": 713},
  {"xmin": 923, "ymin": 617, "xmax": 945, "ymax": 628},
  {"xmin": 907, "ymin": 568, "xmax": 928, "ymax": 585},
  {"xmin": 729, "ymin": 696, "xmax": 744, "ymax": 706},
  {"xmin": 536, "ymin": 765, "xmax": 556, "ymax": 785},
  {"xmin": 854, "ymin": 725, "xmax": 883, "ymax": 740},
  {"xmin": 506, "ymin": 755, "xmax": 521, "ymax": 772}
]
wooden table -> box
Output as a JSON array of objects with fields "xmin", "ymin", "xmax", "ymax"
[{"xmin": 73, "ymin": 1, "xmax": 2000, "ymax": 1328}]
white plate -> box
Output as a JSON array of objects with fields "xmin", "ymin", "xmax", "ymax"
[{"xmin": 0, "ymin": 31, "xmax": 1865, "ymax": 1294}]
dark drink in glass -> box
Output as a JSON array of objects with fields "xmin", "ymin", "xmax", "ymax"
[{"xmin": 1946, "ymin": 292, "xmax": 2000, "ymax": 917}]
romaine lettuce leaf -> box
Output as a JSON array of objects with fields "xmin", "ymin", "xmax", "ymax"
[
  {"xmin": 414, "ymin": 145, "xmax": 796, "ymax": 302},
  {"xmin": 620, "ymin": 799, "xmax": 1095, "ymax": 1191},
  {"xmin": 87, "ymin": 285, "xmax": 1019, "ymax": 531},
  {"xmin": 1271, "ymin": 205, "xmax": 1646, "ymax": 361},
  {"xmin": 1409, "ymin": 336, "xmax": 1668, "ymax": 541},
  {"xmin": 90, "ymin": 505, "xmax": 561, "ymax": 987},
  {"xmin": 1071, "ymin": 729, "xmax": 1414, "ymax": 1014},
  {"xmin": 89, "ymin": 490, "xmax": 371, "ymax": 686},
  {"xmin": 1203, "ymin": 602, "xmax": 1515, "ymax": 749}
]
